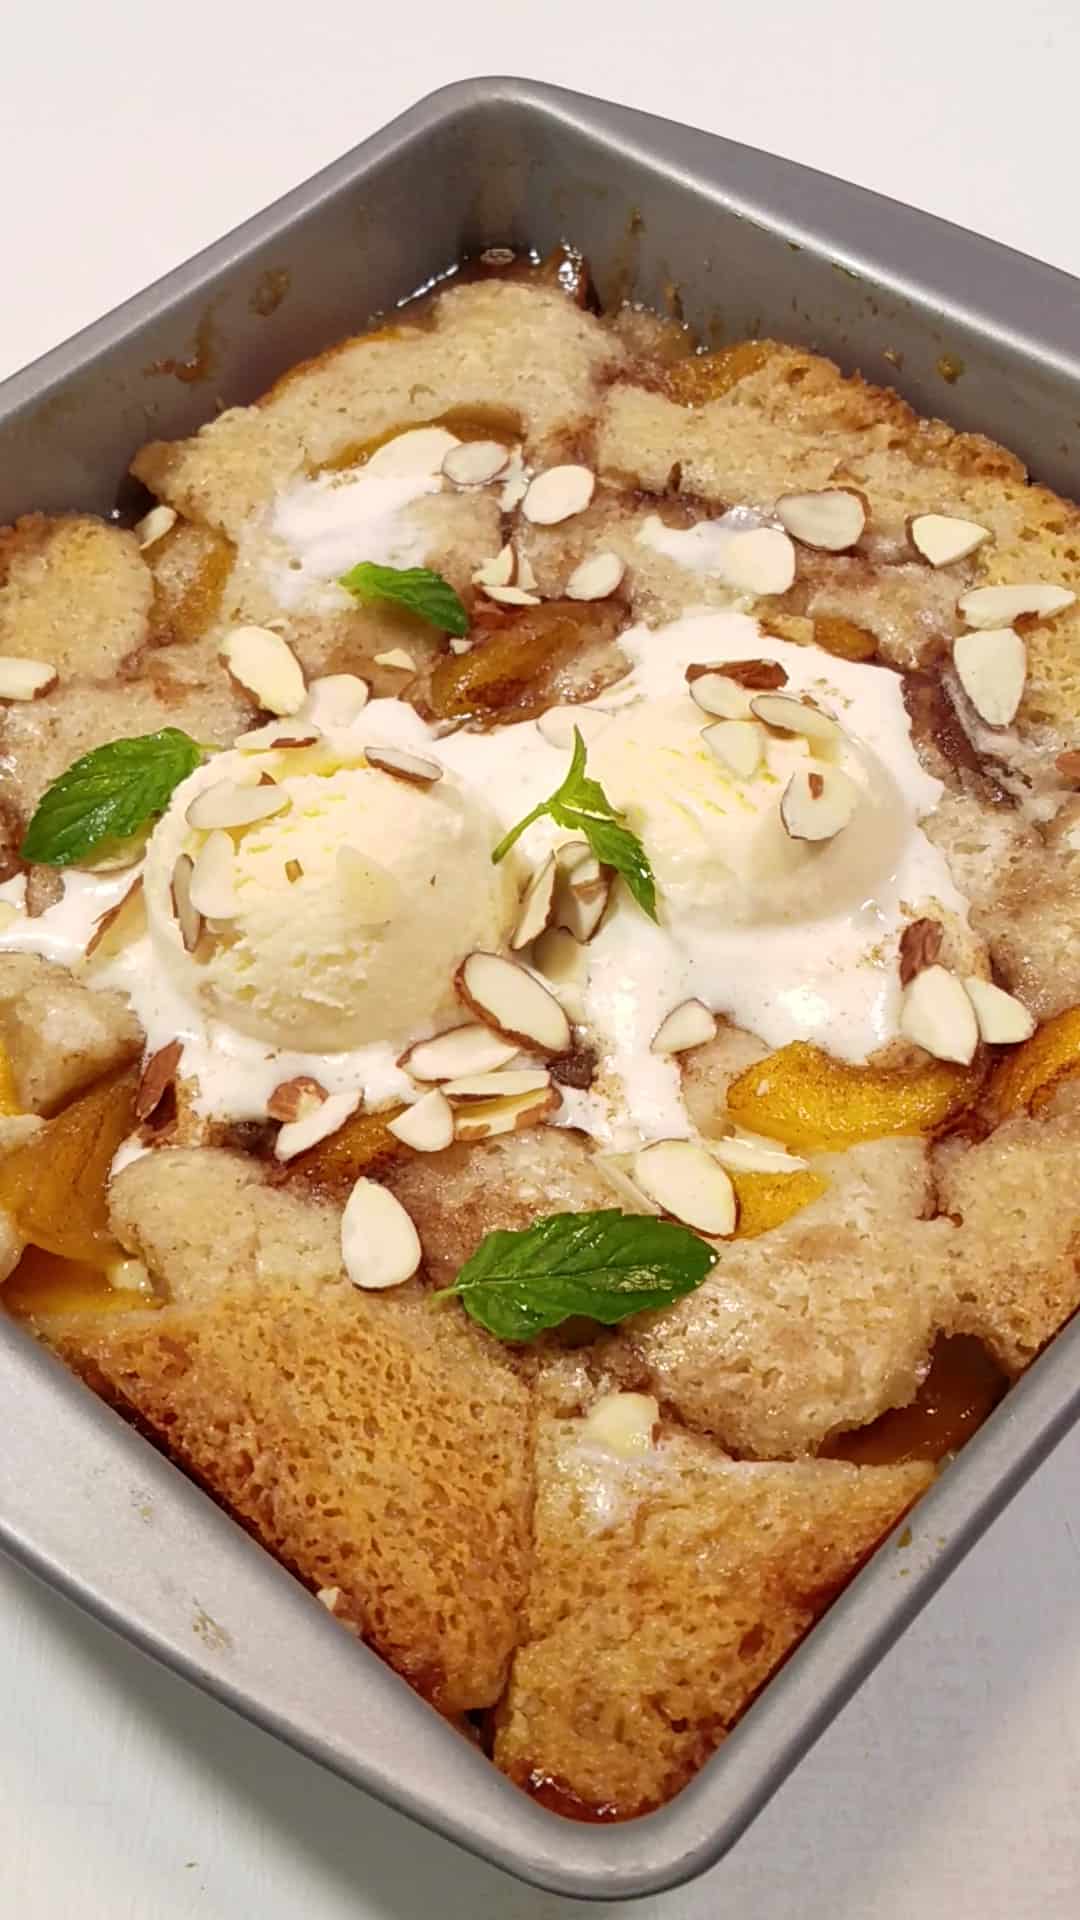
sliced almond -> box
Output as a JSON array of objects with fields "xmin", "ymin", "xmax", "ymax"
[
  {"xmin": 188, "ymin": 829, "xmax": 240, "ymax": 919},
  {"xmin": 453, "ymin": 1083, "xmax": 560, "ymax": 1140},
  {"xmin": 220, "ymin": 626, "xmax": 306, "ymax": 715},
  {"xmin": 750, "ymin": 692, "xmax": 842, "ymax": 747},
  {"xmin": 340, "ymin": 1176, "xmax": 421, "ymax": 1290},
  {"xmin": 134, "ymin": 503, "xmax": 177, "ymax": 549},
  {"xmin": 135, "ymin": 1039, "xmax": 183, "ymax": 1122},
  {"xmin": 899, "ymin": 965, "xmax": 979, "ymax": 1065},
  {"xmin": 481, "ymin": 583, "xmax": 541, "ymax": 608},
  {"xmin": 953, "ymin": 627, "xmax": 1026, "ymax": 727},
  {"xmin": 456, "ymin": 950, "xmax": 571, "ymax": 1053},
  {"xmin": 275, "ymin": 1090, "xmax": 360, "ymax": 1163},
  {"xmin": 687, "ymin": 672, "xmax": 753, "ymax": 720},
  {"xmin": 267, "ymin": 1076, "xmax": 327, "ymax": 1123},
  {"xmin": 651, "ymin": 999, "xmax": 718, "ymax": 1055},
  {"xmin": 472, "ymin": 544, "xmax": 515, "ymax": 589},
  {"xmin": 552, "ymin": 846, "xmax": 612, "ymax": 943},
  {"xmin": 443, "ymin": 1068, "xmax": 552, "ymax": 1101},
  {"xmin": 780, "ymin": 764, "xmax": 859, "ymax": 842},
  {"xmin": 337, "ymin": 847, "xmax": 398, "ymax": 926},
  {"xmin": 581, "ymin": 1391, "xmax": 659, "ymax": 1458},
  {"xmin": 373, "ymin": 648, "xmax": 416, "ymax": 671},
  {"xmin": 701, "ymin": 719, "xmax": 763, "ymax": 779},
  {"xmin": 84, "ymin": 876, "xmax": 145, "ymax": 962},
  {"xmin": 186, "ymin": 779, "xmax": 291, "ymax": 831},
  {"xmin": 687, "ymin": 659, "xmax": 789, "ymax": 691},
  {"xmin": 632, "ymin": 1138, "xmax": 736, "ymax": 1236},
  {"xmin": 958, "ymin": 582, "xmax": 1075, "ymax": 628},
  {"xmin": 775, "ymin": 488, "xmax": 866, "ymax": 552},
  {"xmin": 532, "ymin": 926, "xmax": 589, "ymax": 1019},
  {"xmin": 449, "ymin": 637, "xmax": 473, "ymax": 655},
  {"xmin": 709, "ymin": 1131, "xmax": 809, "ymax": 1174},
  {"xmin": 515, "ymin": 548, "xmax": 538, "ymax": 592},
  {"xmin": 0, "ymin": 656, "xmax": 58, "ymax": 701},
  {"xmin": 963, "ymin": 976, "xmax": 1036, "ymax": 1045},
  {"xmin": 441, "ymin": 440, "xmax": 510, "ymax": 487},
  {"xmin": 106, "ymin": 1257, "xmax": 153, "ymax": 1293},
  {"xmin": 521, "ymin": 465, "xmax": 596, "ymax": 526},
  {"xmin": 170, "ymin": 854, "xmax": 202, "ymax": 952},
  {"xmin": 386, "ymin": 1088, "xmax": 455, "ymax": 1152},
  {"xmin": 236, "ymin": 721, "xmax": 319, "ymax": 751},
  {"xmin": 565, "ymin": 551, "xmax": 625, "ymax": 601},
  {"xmin": 535, "ymin": 705, "xmax": 613, "ymax": 750},
  {"xmin": 316, "ymin": 1586, "xmax": 341, "ymax": 1613},
  {"xmin": 301, "ymin": 673, "xmax": 369, "ymax": 729},
  {"xmin": 399, "ymin": 1023, "xmax": 519, "ymax": 1081},
  {"xmin": 595, "ymin": 1153, "xmax": 659, "ymax": 1214},
  {"xmin": 363, "ymin": 744, "xmax": 442, "ymax": 787},
  {"xmin": 511, "ymin": 854, "xmax": 558, "ymax": 951},
  {"xmin": 899, "ymin": 916, "xmax": 944, "ymax": 987},
  {"xmin": 500, "ymin": 458, "xmax": 530, "ymax": 511},
  {"xmin": 909, "ymin": 513, "xmax": 991, "ymax": 568},
  {"xmin": 718, "ymin": 527, "xmax": 796, "ymax": 597}
]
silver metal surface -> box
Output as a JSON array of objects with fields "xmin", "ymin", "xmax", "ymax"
[{"xmin": 2, "ymin": 76, "xmax": 1079, "ymax": 1900}]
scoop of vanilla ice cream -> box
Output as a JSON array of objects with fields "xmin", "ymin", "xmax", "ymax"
[
  {"xmin": 587, "ymin": 693, "xmax": 906, "ymax": 928},
  {"xmin": 143, "ymin": 746, "xmax": 514, "ymax": 1050}
]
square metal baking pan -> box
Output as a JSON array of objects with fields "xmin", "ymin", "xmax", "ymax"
[{"xmin": 3, "ymin": 76, "xmax": 1080, "ymax": 1902}]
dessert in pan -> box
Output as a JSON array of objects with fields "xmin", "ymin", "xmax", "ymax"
[{"xmin": 1, "ymin": 250, "xmax": 1079, "ymax": 1818}]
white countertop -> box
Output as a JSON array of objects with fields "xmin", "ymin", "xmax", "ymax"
[{"xmin": 4, "ymin": 3, "xmax": 1080, "ymax": 1914}]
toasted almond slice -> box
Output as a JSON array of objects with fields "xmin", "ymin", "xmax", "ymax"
[
  {"xmin": 521, "ymin": 464, "xmax": 596, "ymax": 526},
  {"xmin": 532, "ymin": 927, "xmax": 589, "ymax": 1019},
  {"xmin": 275, "ymin": 1090, "xmax": 360, "ymax": 1163},
  {"xmin": 552, "ymin": 847, "xmax": 612, "ymax": 943},
  {"xmin": 453, "ymin": 1083, "xmax": 560, "ymax": 1140},
  {"xmin": 701, "ymin": 719, "xmax": 763, "ymax": 779},
  {"xmin": 719, "ymin": 527, "xmax": 796, "ymax": 597},
  {"xmin": 189, "ymin": 830, "xmax": 240, "ymax": 918},
  {"xmin": 687, "ymin": 659, "xmax": 789, "ymax": 691},
  {"xmin": 483, "ymin": 583, "xmax": 542, "ymax": 607},
  {"xmin": 441, "ymin": 440, "xmax": 510, "ymax": 487},
  {"xmin": 443, "ymin": 1068, "xmax": 552, "ymax": 1101},
  {"xmin": 221, "ymin": 626, "xmax": 307, "ymax": 715},
  {"xmin": 84, "ymin": 876, "xmax": 145, "ymax": 962},
  {"xmin": 899, "ymin": 965, "xmax": 979, "ymax": 1065},
  {"xmin": 472, "ymin": 544, "xmax": 516, "ymax": 589},
  {"xmin": 364, "ymin": 744, "xmax": 442, "ymax": 787},
  {"xmin": 687, "ymin": 672, "xmax": 753, "ymax": 720},
  {"xmin": 595, "ymin": 1153, "xmax": 660, "ymax": 1214},
  {"xmin": 336, "ymin": 847, "xmax": 398, "ymax": 925},
  {"xmin": 581, "ymin": 1391, "xmax": 659, "ymax": 1457},
  {"xmin": 301, "ymin": 673, "xmax": 370, "ymax": 729},
  {"xmin": 267, "ymin": 1076, "xmax": 327, "ymax": 1123},
  {"xmin": 775, "ymin": 488, "xmax": 866, "ymax": 552},
  {"xmin": 651, "ymin": 999, "xmax": 718, "ymax": 1055},
  {"xmin": 750, "ymin": 691, "xmax": 842, "ymax": 747},
  {"xmin": 186, "ymin": 779, "xmax": 291, "ymax": 831},
  {"xmin": 135, "ymin": 1039, "xmax": 183, "ymax": 1122},
  {"xmin": 500, "ymin": 458, "xmax": 530, "ymax": 511},
  {"xmin": 515, "ymin": 548, "xmax": 538, "ymax": 592},
  {"xmin": 959, "ymin": 582, "xmax": 1075, "ymax": 627},
  {"xmin": 535, "ymin": 705, "xmax": 613, "ymax": 750},
  {"xmin": 963, "ymin": 976, "xmax": 1037, "ymax": 1045},
  {"xmin": 709, "ymin": 1132, "xmax": 809, "ymax": 1174},
  {"xmin": 953, "ymin": 627, "xmax": 1026, "ymax": 727},
  {"xmin": 170, "ymin": 854, "xmax": 202, "ymax": 952},
  {"xmin": 0, "ymin": 656, "xmax": 58, "ymax": 701},
  {"xmin": 373, "ymin": 648, "xmax": 417, "ymax": 671},
  {"xmin": 449, "ymin": 637, "xmax": 473, "ymax": 655},
  {"xmin": 386, "ymin": 1088, "xmax": 455, "ymax": 1152},
  {"xmin": 565, "ymin": 551, "xmax": 626, "ymax": 601},
  {"xmin": 340, "ymin": 1175, "xmax": 421, "ymax": 1289},
  {"xmin": 399, "ymin": 1023, "xmax": 519, "ymax": 1081},
  {"xmin": 511, "ymin": 854, "xmax": 558, "ymax": 951},
  {"xmin": 456, "ymin": 950, "xmax": 571, "ymax": 1052},
  {"xmin": 134, "ymin": 503, "xmax": 178, "ymax": 549},
  {"xmin": 898, "ymin": 916, "xmax": 944, "ymax": 987},
  {"xmin": 909, "ymin": 513, "xmax": 991, "ymax": 568},
  {"xmin": 780, "ymin": 764, "xmax": 859, "ymax": 842},
  {"xmin": 633, "ymin": 1138, "xmax": 736, "ymax": 1236},
  {"xmin": 235, "ymin": 720, "xmax": 319, "ymax": 750}
]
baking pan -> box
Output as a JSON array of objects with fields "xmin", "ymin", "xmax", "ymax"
[{"xmin": 3, "ymin": 76, "xmax": 1080, "ymax": 1901}]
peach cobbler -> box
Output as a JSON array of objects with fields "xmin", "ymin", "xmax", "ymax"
[{"xmin": 3, "ymin": 251, "xmax": 1080, "ymax": 1816}]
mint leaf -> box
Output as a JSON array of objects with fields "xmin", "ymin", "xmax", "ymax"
[
  {"xmin": 491, "ymin": 728, "xmax": 658, "ymax": 920},
  {"xmin": 339, "ymin": 561, "xmax": 469, "ymax": 636},
  {"xmin": 20, "ymin": 729, "xmax": 205, "ymax": 868},
  {"xmin": 436, "ymin": 1209, "xmax": 715, "ymax": 1341}
]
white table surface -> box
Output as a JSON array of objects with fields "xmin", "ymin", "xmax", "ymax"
[{"xmin": 4, "ymin": 3, "xmax": 1080, "ymax": 1913}]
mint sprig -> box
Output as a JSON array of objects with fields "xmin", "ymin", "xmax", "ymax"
[
  {"xmin": 339, "ymin": 561, "xmax": 469, "ymax": 636},
  {"xmin": 491, "ymin": 728, "xmax": 658, "ymax": 921},
  {"xmin": 435, "ymin": 1209, "xmax": 715, "ymax": 1341},
  {"xmin": 20, "ymin": 729, "xmax": 205, "ymax": 868}
]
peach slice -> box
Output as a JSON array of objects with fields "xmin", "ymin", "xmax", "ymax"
[
  {"xmin": 726, "ymin": 1041, "xmax": 982, "ymax": 1152},
  {"xmin": 428, "ymin": 603, "xmax": 621, "ymax": 724},
  {"xmin": 982, "ymin": 1004, "xmax": 1080, "ymax": 1123},
  {"xmin": 729, "ymin": 1166, "xmax": 828, "ymax": 1238},
  {"xmin": 280, "ymin": 1105, "xmax": 408, "ymax": 1200},
  {"xmin": 664, "ymin": 341, "xmax": 777, "ymax": 404},
  {"xmin": 0, "ymin": 1067, "xmax": 138, "ymax": 1266},
  {"xmin": 0, "ymin": 1042, "xmax": 20, "ymax": 1117}
]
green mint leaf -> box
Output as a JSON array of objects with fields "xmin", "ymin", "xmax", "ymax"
[
  {"xmin": 338, "ymin": 561, "xmax": 469, "ymax": 636},
  {"xmin": 20, "ymin": 729, "xmax": 205, "ymax": 868},
  {"xmin": 491, "ymin": 728, "xmax": 658, "ymax": 920},
  {"xmin": 436, "ymin": 1209, "xmax": 716, "ymax": 1342}
]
